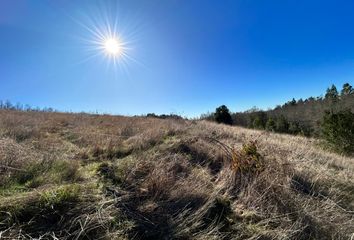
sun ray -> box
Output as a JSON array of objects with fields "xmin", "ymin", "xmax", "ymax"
[{"xmin": 66, "ymin": 0, "xmax": 144, "ymax": 75}]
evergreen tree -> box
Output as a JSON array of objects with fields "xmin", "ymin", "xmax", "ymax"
[
  {"xmin": 265, "ymin": 118, "xmax": 276, "ymax": 132},
  {"xmin": 214, "ymin": 105, "xmax": 233, "ymax": 125},
  {"xmin": 289, "ymin": 98, "xmax": 297, "ymax": 106},
  {"xmin": 341, "ymin": 83, "xmax": 353, "ymax": 95},
  {"xmin": 325, "ymin": 84, "xmax": 339, "ymax": 100},
  {"xmin": 321, "ymin": 110, "xmax": 354, "ymax": 154}
]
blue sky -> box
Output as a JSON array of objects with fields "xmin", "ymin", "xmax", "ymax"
[{"xmin": 1, "ymin": 0, "xmax": 354, "ymax": 117}]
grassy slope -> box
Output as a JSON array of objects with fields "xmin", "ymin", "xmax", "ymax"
[{"xmin": 0, "ymin": 110, "xmax": 353, "ymax": 239}]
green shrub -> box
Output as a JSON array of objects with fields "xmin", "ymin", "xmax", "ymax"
[
  {"xmin": 39, "ymin": 185, "xmax": 80, "ymax": 208},
  {"xmin": 231, "ymin": 141, "xmax": 264, "ymax": 173},
  {"xmin": 321, "ymin": 110, "xmax": 354, "ymax": 154}
]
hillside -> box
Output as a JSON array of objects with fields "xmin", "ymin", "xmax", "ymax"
[
  {"xmin": 231, "ymin": 83, "xmax": 354, "ymax": 136},
  {"xmin": 0, "ymin": 110, "xmax": 353, "ymax": 239}
]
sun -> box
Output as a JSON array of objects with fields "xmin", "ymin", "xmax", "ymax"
[
  {"xmin": 75, "ymin": 6, "xmax": 141, "ymax": 70},
  {"xmin": 104, "ymin": 38, "xmax": 122, "ymax": 56}
]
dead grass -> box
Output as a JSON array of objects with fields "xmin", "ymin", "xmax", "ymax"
[{"xmin": 0, "ymin": 110, "xmax": 353, "ymax": 239}]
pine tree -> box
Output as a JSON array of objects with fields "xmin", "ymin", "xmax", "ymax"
[
  {"xmin": 290, "ymin": 98, "xmax": 297, "ymax": 106},
  {"xmin": 214, "ymin": 105, "xmax": 233, "ymax": 125},
  {"xmin": 321, "ymin": 110, "xmax": 354, "ymax": 154},
  {"xmin": 341, "ymin": 83, "xmax": 353, "ymax": 96},
  {"xmin": 265, "ymin": 118, "xmax": 276, "ymax": 132},
  {"xmin": 325, "ymin": 84, "xmax": 339, "ymax": 100}
]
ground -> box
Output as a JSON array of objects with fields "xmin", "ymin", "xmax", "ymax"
[{"xmin": 0, "ymin": 110, "xmax": 353, "ymax": 239}]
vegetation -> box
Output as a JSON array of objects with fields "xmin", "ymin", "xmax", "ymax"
[
  {"xmin": 0, "ymin": 109, "xmax": 353, "ymax": 239},
  {"xmin": 214, "ymin": 105, "xmax": 233, "ymax": 125},
  {"xmin": 321, "ymin": 110, "xmax": 354, "ymax": 154},
  {"xmin": 204, "ymin": 83, "xmax": 354, "ymax": 154},
  {"xmin": 146, "ymin": 113, "xmax": 184, "ymax": 120},
  {"xmin": 265, "ymin": 117, "xmax": 276, "ymax": 131},
  {"xmin": 231, "ymin": 83, "xmax": 353, "ymax": 132}
]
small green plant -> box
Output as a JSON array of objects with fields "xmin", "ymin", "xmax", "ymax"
[
  {"xmin": 231, "ymin": 141, "xmax": 264, "ymax": 173},
  {"xmin": 39, "ymin": 185, "xmax": 80, "ymax": 208},
  {"xmin": 208, "ymin": 138, "xmax": 264, "ymax": 174}
]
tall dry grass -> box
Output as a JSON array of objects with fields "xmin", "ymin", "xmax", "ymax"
[{"xmin": 0, "ymin": 110, "xmax": 353, "ymax": 239}]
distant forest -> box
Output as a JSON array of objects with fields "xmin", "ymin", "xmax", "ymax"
[
  {"xmin": 1, "ymin": 83, "xmax": 353, "ymax": 153},
  {"xmin": 203, "ymin": 83, "xmax": 354, "ymax": 137},
  {"xmin": 1, "ymin": 83, "xmax": 353, "ymax": 139}
]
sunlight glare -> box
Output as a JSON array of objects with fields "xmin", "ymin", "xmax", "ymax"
[
  {"xmin": 74, "ymin": 3, "xmax": 143, "ymax": 72},
  {"xmin": 104, "ymin": 38, "xmax": 122, "ymax": 56}
]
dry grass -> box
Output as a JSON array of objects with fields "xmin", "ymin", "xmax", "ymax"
[{"xmin": 0, "ymin": 109, "xmax": 353, "ymax": 239}]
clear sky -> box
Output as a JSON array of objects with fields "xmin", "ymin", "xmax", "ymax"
[{"xmin": 1, "ymin": 0, "xmax": 354, "ymax": 117}]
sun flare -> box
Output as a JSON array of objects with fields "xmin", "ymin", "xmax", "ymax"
[
  {"xmin": 75, "ymin": 5, "xmax": 141, "ymax": 71},
  {"xmin": 104, "ymin": 38, "xmax": 122, "ymax": 56}
]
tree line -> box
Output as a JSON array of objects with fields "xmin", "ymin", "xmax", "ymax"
[
  {"xmin": 203, "ymin": 83, "xmax": 354, "ymax": 154},
  {"xmin": 0, "ymin": 100, "xmax": 57, "ymax": 112},
  {"xmin": 0, "ymin": 100, "xmax": 189, "ymax": 119}
]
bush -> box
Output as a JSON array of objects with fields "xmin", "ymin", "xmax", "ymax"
[
  {"xmin": 231, "ymin": 141, "xmax": 264, "ymax": 173},
  {"xmin": 321, "ymin": 110, "xmax": 354, "ymax": 154},
  {"xmin": 214, "ymin": 105, "xmax": 233, "ymax": 125}
]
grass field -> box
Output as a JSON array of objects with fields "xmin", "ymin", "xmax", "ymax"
[{"xmin": 0, "ymin": 110, "xmax": 353, "ymax": 239}]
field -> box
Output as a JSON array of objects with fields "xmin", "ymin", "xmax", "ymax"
[{"xmin": 0, "ymin": 110, "xmax": 353, "ymax": 239}]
